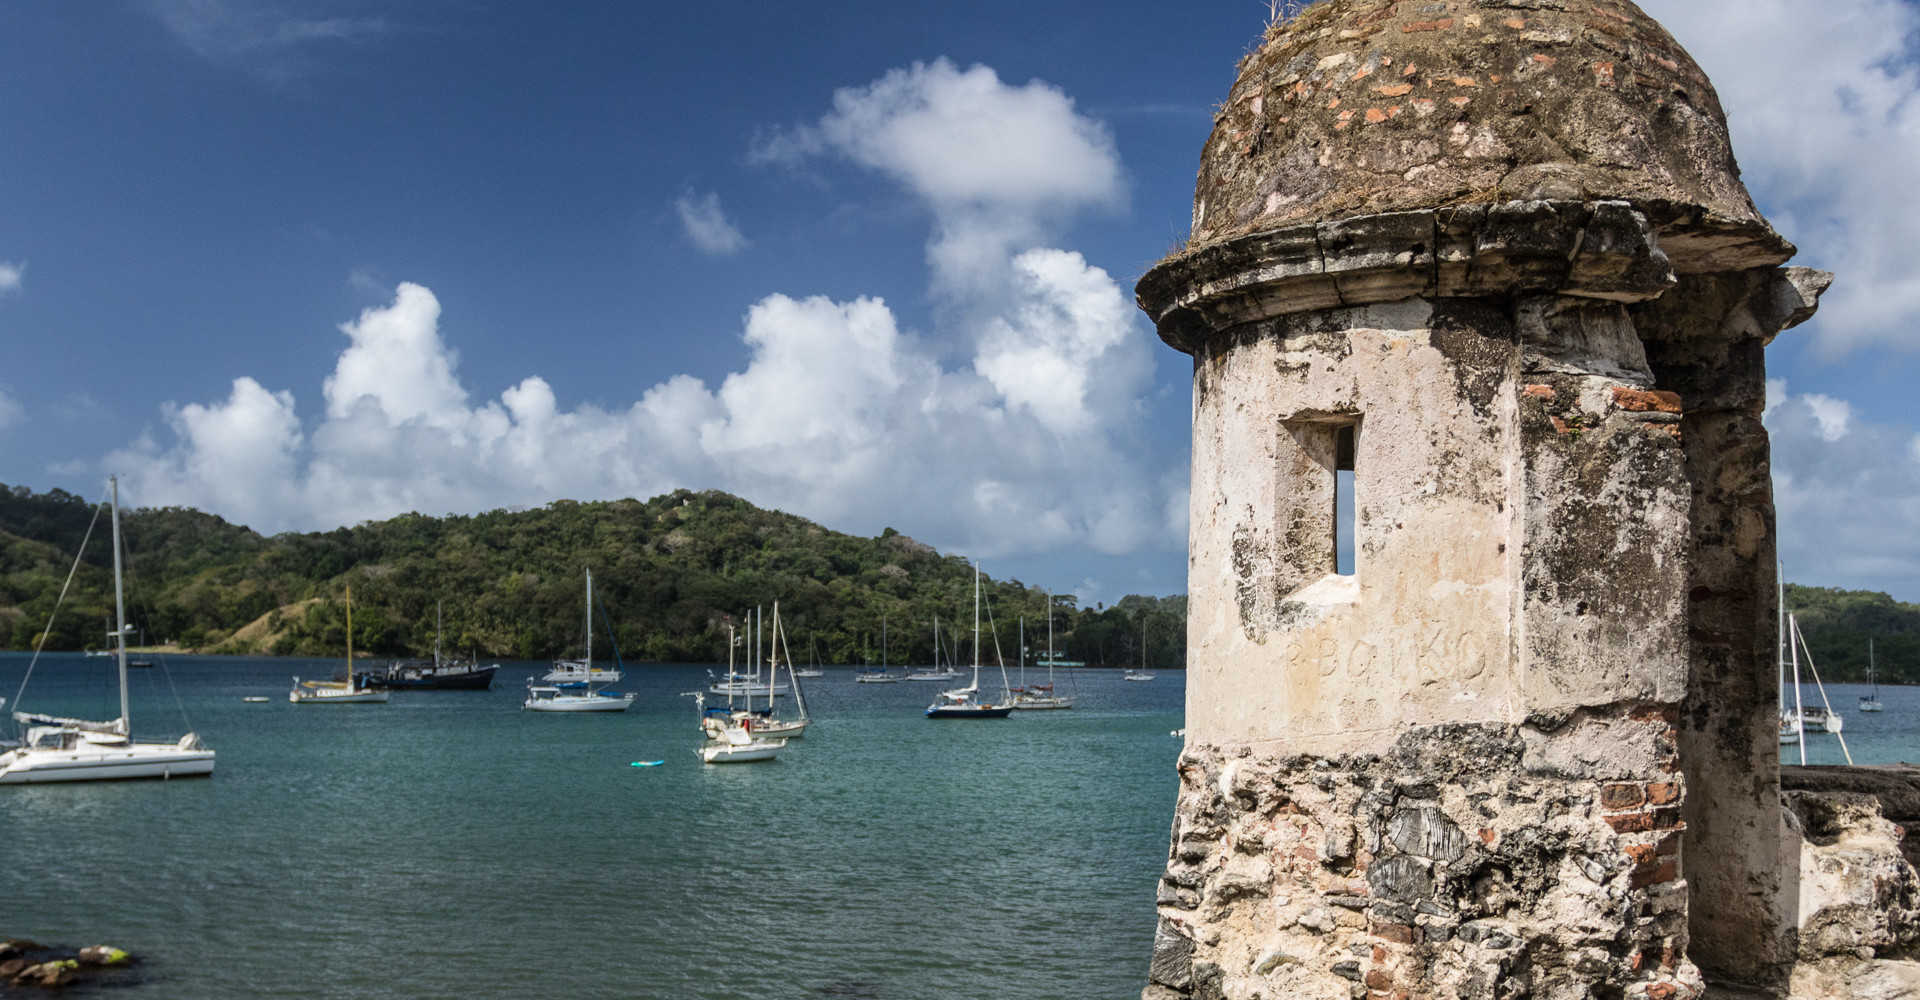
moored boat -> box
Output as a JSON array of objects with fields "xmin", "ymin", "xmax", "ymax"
[
  {"xmin": 1, "ymin": 478, "xmax": 216, "ymax": 783},
  {"xmin": 926, "ymin": 565, "xmax": 1015, "ymax": 719},
  {"xmin": 291, "ymin": 587, "xmax": 390, "ymax": 704},
  {"xmin": 525, "ymin": 568, "xmax": 633, "ymax": 713}
]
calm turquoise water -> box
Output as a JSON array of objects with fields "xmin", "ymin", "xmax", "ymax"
[
  {"xmin": 1780, "ymin": 681, "xmax": 1920, "ymax": 766},
  {"xmin": 0, "ymin": 654, "xmax": 1183, "ymax": 1000}
]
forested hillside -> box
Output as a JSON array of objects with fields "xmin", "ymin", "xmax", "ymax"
[
  {"xmin": 1784, "ymin": 584, "xmax": 1920, "ymax": 685},
  {"xmin": 0, "ymin": 483, "xmax": 1187, "ymax": 668}
]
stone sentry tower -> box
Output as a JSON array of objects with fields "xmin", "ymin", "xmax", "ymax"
[{"xmin": 1136, "ymin": 2, "xmax": 1830, "ymax": 998}]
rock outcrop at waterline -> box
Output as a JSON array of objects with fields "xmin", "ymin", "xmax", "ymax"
[{"xmin": 0, "ymin": 940, "xmax": 134, "ymax": 990}]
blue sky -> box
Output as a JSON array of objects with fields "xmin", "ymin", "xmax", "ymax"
[{"xmin": 1, "ymin": 1, "xmax": 1918, "ymax": 605}]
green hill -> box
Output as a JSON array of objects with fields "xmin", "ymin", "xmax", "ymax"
[
  {"xmin": 1784, "ymin": 584, "xmax": 1920, "ymax": 686},
  {"xmin": 0, "ymin": 483, "xmax": 1186, "ymax": 669}
]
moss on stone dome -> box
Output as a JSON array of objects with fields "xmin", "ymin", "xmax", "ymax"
[{"xmin": 1182, "ymin": 0, "xmax": 1786, "ymax": 273}]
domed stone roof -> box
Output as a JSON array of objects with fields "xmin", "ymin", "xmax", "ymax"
[{"xmin": 1177, "ymin": 0, "xmax": 1788, "ymax": 275}]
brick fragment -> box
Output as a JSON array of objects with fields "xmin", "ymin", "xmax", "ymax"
[
  {"xmin": 1624, "ymin": 843, "xmax": 1657, "ymax": 867},
  {"xmin": 1448, "ymin": 96, "xmax": 1471, "ymax": 108},
  {"xmin": 1366, "ymin": 108, "xmax": 1388, "ymax": 124},
  {"xmin": 1654, "ymin": 833, "xmax": 1681, "ymax": 857},
  {"xmin": 1610, "ymin": 387, "xmax": 1683, "ymax": 413},
  {"xmin": 1532, "ymin": 54, "xmax": 1557, "ymax": 67},
  {"xmin": 1371, "ymin": 921, "xmax": 1421, "ymax": 944},
  {"xmin": 1594, "ymin": 61, "xmax": 1616, "ymax": 86},
  {"xmin": 1450, "ymin": 76, "xmax": 1478, "ymax": 88},
  {"xmin": 1647, "ymin": 982, "xmax": 1678, "ymax": 1000},
  {"xmin": 1601, "ymin": 783, "xmax": 1645, "ymax": 810},
  {"xmin": 1366, "ymin": 970, "xmax": 1394, "ymax": 990},
  {"xmin": 1375, "ymin": 84, "xmax": 1415, "ymax": 97},
  {"xmin": 1646, "ymin": 782, "xmax": 1680, "ymax": 806},
  {"xmin": 1606, "ymin": 812, "xmax": 1652, "ymax": 834},
  {"xmin": 1505, "ymin": 18, "xmax": 1526, "ymax": 28},
  {"xmin": 1629, "ymin": 859, "xmax": 1680, "ymax": 890},
  {"xmin": 1523, "ymin": 384, "xmax": 1555, "ymax": 399}
]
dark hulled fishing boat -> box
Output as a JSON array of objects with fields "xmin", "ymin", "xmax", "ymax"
[
  {"xmin": 358, "ymin": 658, "xmax": 497, "ymax": 690},
  {"xmin": 356, "ymin": 602, "xmax": 498, "ymax": 690}
]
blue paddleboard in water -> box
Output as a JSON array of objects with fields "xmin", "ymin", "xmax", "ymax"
[{"xmin": 630, "ymin": 760, "xmax": 665, "ymax": 767}]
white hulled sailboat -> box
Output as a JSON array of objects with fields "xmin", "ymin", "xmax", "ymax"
[
  {"xmin": 925, "ymin": 564, "xmax": 1014, "ymax": 719},
  {"xmin": 1, "ymin": 478, "xmax": 215, "ymax": 783},
  {"xmin": 525, "ymin": 568, "xmax": 634, "ymax": 712},
  {"xmin": 290, "ymin": 586, "xmax": 390, "ymax": 704}
]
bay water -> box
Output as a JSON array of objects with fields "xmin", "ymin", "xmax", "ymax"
[
  {"xmin": 0, "ymin": 654, "xmax": 1184, "ymax": 999},
  {"xmin": 1779, "ymin": 680, "xmax": 1920, "ymax": 766}
]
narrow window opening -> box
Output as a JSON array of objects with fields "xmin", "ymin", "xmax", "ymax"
[{"xmin": 1335, "ymin": 424, "xmax": 1356, "ymax": 577}]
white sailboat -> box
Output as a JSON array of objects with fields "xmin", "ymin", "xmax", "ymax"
[
  {"xmin": 904, "ymin": 615, "xmax": 961, "ymax": 681},
  {"xmin": 696, "ymin": 720, "xmax": 786, "ymax": 763},
  {"xmin": 1, "ymin": 478, "xmax": 215, "ymax": 783},
  {"xmin": 1861, "ymin": 638, "xmax": 1885, "ymax": 713},
  {"xmin": 525, "ymin": 568, "xmax": 634, "ymax": 712},
  {"xmin": 1124, "ymin": 620, "xmax": 1157, "ymax": 681},
  {"xmin": 1780, "ymin": 601, "xmax": 1853, "ymax": 764},
  {"xmin": 856, "ymin": 614, "xmax": 903, "ymax": 682},
  {"xmin": 925, "ymin": 565, "xmax": 1014, "ymax": 719},
  {"xmin": 702, "ymin": 605, "xmax": 810, "ymax": 739},
  {"xmin": 708, "ymin": 608, "xmax": 790, "ymax": 696},
  {"xmin": 290, "ymin": 586, "xmax": 390, "ymax": 704},
  {"xmin": 1013, "ymin": 596, "xmax": 1073, "ymax": 710}
]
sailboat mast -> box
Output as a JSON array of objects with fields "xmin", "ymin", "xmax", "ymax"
[
  {"xmin": 1777, "ymin": 561, "xmax": 1787, "ymax": 719},
  {"xmin": 1790, "ymin": 611, "xmax": 1806, "ymax": 767},
  {"xmin": 435, "ymin": 600, "xmax": 443, "ymax": 668},
  {"xmin": 972, "ymin": 563, "xmax": 982, "ymax": 692},
  {"xmin": 346, "ymin": 585, "xmax": 354, "ymax": 687},
  {"xmin": 585, "ymin": 569, "xmax": 594, "ymax": 670},
  {"xmin": 1046, "ymin": 590, "xmax": 1054, "ymax": 686},
  {"xmin": 110, "ymin": 477, "xmax": 130, "ymax": 732},
  {"xmin": 882, "ymin": 613, "xmax": 888, "ymax": 670}
]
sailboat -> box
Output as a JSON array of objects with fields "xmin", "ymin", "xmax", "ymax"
[
  {"xmin": 702, "ymin": 604, "xmax": 811, "ymax": 739},
  {"xmin": 290, "ymin": 586, "xmax": 390, "ymax": 704},
  {"xmin": 708, "ymin": 608, "xmax": 790, "ymax": 696},
  {"xmin": 904, "ymin": 616, "xmax": 961, "ymax": 681},
  {"xmin": 0, "ymin": 478, "xmax": 216, "ymax": 783},
  {"xmin": 525, "ymin": 568, "xmax": 635, "ymax": 712},
  {"xmin": 1861, "ymin": 638, "xmax": 1885, "ymax": 713},
  {"xmin": 856, "ymin": 614, "xmax": 903, "ymax": 682},
  {"xmin": 794, "ymin": 638, "xmax": 825, "ymax": 679},
  {"xmin": 1779, "ymin": 604, "xmax": 1853, "ymax": 764},
  {"xmin": 1124, "ymin": 620, "xmax": 1157, "ymax": 681},
  {"xmin": 1013, "ymin": 599, "xmax": 1073, "ymax": 710},
  {"xmin": 925, "ymin": 564, "xmax": 1014, "ymax": 719}
]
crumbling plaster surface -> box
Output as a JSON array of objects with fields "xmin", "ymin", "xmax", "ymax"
[
  {"xmin": 1150, "ymin": 729, "xmax": 1697, "ymax": 1000},
  {"xmin": 1781, "ymin": 786, "xmax": 1920, "ymax": 999}
]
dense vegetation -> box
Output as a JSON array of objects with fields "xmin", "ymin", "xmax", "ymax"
[
  {"xmin": 1784, "ymin": 584, "xmax": 1920, "ymax": 686},
  {"xmin": 0, "ymin": 483, "xmax": 1188, "ymax": 669}
]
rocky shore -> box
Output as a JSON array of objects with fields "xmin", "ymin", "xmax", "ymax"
[{"xmin": 0, "ymin": 940, "xmax": 134, "ymax": 991}]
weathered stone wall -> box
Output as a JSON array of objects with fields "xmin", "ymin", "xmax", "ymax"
[{"xmin": 1150, "ymin": 719, "xmax": 1696, "ymax": 1000}]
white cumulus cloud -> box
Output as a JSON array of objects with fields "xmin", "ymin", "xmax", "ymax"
[
  {"xmin": 674, "ymin": 192, "xmax": 750, "ymax": 256},
  {"xmin": 1643, "ymin": 0, "xmax": 1920, "ymax": 356},
  {"xmin": 108, "ymin": 62, "xmax": 1174, "ymax": 565},
  {"xmin": 0, "ymin": 389, "xmax": 23, "ymax": 431},
  {"xmin": 0, "ymin": 262, "xmax": 22, "ymax": 294},
  {"xmin": 755, "ymin": 58, "xmax": 1125, "ymax": 292},
  {"xmin": 1766, "ymin": 380, "xmax": 1920, "ymax": 597}
]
